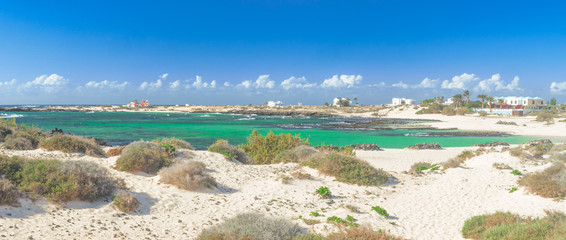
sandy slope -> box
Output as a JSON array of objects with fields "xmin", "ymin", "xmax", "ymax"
[{"xmin": 0, "ymin": 146, "xmax": 564, "ymax": 240}]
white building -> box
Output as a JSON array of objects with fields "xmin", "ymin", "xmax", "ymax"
[
  {"xmin": 267, "ymin": 101, "xmax": 283, "ymax": 107},
  {"xmin": 392, "ymin": 98, "xmax": 416, "ymax": 106},
  {"xmin": 495, "ymin": 96, "xmax": 545, "ymax": 108},
  {"xmin": 333, "ymin": 97, "xmax": 352, "ymax": 107}
]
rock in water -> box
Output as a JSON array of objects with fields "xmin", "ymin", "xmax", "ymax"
[{"xmin": 406, "ymin": 143, "xmax": 442, "ymax": 150}]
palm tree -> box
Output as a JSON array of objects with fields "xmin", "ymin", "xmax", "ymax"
[
  {"xmin": 452, "ymin": 94, "xmax": 463, "ymax": 108},
  {"xmin": 486, "ymin": 96, "xmax": 495, "ymax": 113},
  {"xmin": 497, "ymin": 98, "xmax": 505, "ymax": 109},
  {"xmin": 354, "ymin": 97, "xmax": 358, "ymax": 106},
  {"xmin": 477, "ymin": 94, "xmax": 488, "ymax": 109},
  {"xmin": 463, "ymin": 90, "xmax": 470, "ymax": 105}
]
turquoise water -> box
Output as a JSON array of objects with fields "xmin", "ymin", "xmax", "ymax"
[{"xmin": 1, "ymin": 111, "xmax": 562, "ymax": 149}]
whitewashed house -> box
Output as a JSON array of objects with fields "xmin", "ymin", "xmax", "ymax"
[
  {"xmin": 496, "ymin": 96, "xmax": 546, "ymax": 109},
  {"xmin": 267, "ymin": 101, "xmax": 283, "ymax": 107},
  {"xmin": 392, "ymin": 98, "xmax": 416, "ymax": 106}
]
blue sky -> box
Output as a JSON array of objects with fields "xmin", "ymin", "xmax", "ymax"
[{"xmin": 1, "ymin": 1, "xmax": 566, "ymax": 105}]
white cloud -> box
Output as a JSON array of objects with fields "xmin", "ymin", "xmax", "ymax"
[
  {"xmin": 159, "ymin": 73, "xmax": 169, "ymax": 80},
  {"xmin": 224, "ymin": 82, "xmax": 231, "ymax": 87},
  {"xmin": 238, "ymin": 75, "xmax": 275, "ymax": 89},
  {"xmin": 85, "ymin": 80, "xmax": 129, "ymax": 89},
  {"xmin": 0, "ymin": 79, "xmax": 16, "ymax": 86},
  {"xmin": 550, "ymin": 81, "xmax": 566, "ymax": 93},
  {"xmin": 139, "ymin": 79, "xmax": 162, "ymax": 90},
  {"xmin": 320, "ymin": 75, "xmax": 362, "ymax": 88},
  {"xmin": 392, "ymin": 82, "xmax": 409, "ymax": 89},
  {"xmin": 169, "ymin": 80, "xmax": 181, "ymax": 89},
  {"xmin": 368, "ymin": 82, "xmax": 386, "ymax": 87},
  {"xmin": 210, "ymin": 80, "xmax": 216, "ymax": 88},
  {"xmin": 280, "ymin": 76, "xmax": 316, "ymax": 90},
  {"xmin": 190, "ymin": 75, "xmax": 216, "ymax": 89},
  {"xmin": 24, "ymin": 74, "xmax": 67, "ymax": 88},
  {"xmin": 441, "ymin": 73, "xmax": 478, "ymax": 89},
  {"xmin": 474, "ymin": 74, "xmax": 521, "ymax": 92}
]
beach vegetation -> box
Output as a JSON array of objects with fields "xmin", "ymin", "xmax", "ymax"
[
  {"xmin": 510, "ymin": 169, "xmax": 522, "ymax": 175},
  {"xmin": 441, "ymin": 150, "xmax": 477, "ymax": 169},
  {"xmin": 115, "ymin": 141, "xmax": 171, "ymax": 174},
  {"xmin": 273, "ymin": 145, "xmax": 319, "ymax": 163},
  {"xmin": 409, "ymin": 162, "xmax": 434, "ymax": 174},
  {"xmin": 295, "ymin": 226, "xmax": 407, "ymax": 240},
  {"xmin": 241, "ymin": 130, "xmax": 309, "ymax": 164},
  {"xmin": 327, "ymin": 215, "xmax": 358, "ymax": 227},
  {"xmin": 509, "ymin": 187, "xmax": 518, "ymax": 193},
  {"xmin": 455, "ymin": 107, "xmax": 470, "ymax": 115},
  {"xmin": 301, "ymin": 152, "xmax": 389, "ymax": 186},
  {"xmin": 112, "ymin": 190, "xmax": 140, "ymax": 213},
  {"xmin": 315, "ymin": 186, "xmax": 331, "ymax": 199},
  {"xmin": 441, "ymin": 106, "xmax": 456, "ymax": 116},
  {"xmin": 39, "ymin": 134, "xmax": 105, "ymax": 157},
  {"xmin": 158, "ymin": 161, "xmax": 217, "ymax": 191},
  {"xmin": 492, "ymin": 163, "xmax": 512, "ymax": 170},
  {"xmin": 197, "ymin": 213, "xmax": 305, "ymax": 240},
  {"xmin": 372, "ymin": 206, "xmax": 389, "ymax": 217},
  {"xmin": 478, "ymin": 111, "xmax": 488, "ymax": 117},
  {"xmin": 0, "ymin": 126, "xmax": 12, "ymax": 142},
  {"xmin": 106, "ymin": 145, "xmax": 126, "ymax": 157},
  {"xmin": 519, "ymin": 162, "xmax": 566, "ymax": 198},
  {"xmin": 310, "ymin": 211, "xmax": 324, "ymax": 217},
  {"xmin": 0, "ymin": 155, "xmax": 120, "ymax": 202},
  {"xmin": 0, "ymin": 179, "xmax": 21, "ymax": 206},
  {"xmin": 536, "ymin": 112, "xmax": 555, "ymax": 125},
  {"xmin": 152, "ymin": 137, "xmax": 194, "ymax": 150},
  {"xmin": 207, "ymin": 139, "xmax": 250, "ymax": 163},
  {"xmin": 462, "ymin": 210, "xmax": 566, "ymax": 240},
  {"xmin": 3, "ymin": 131, "xmax": 40, "ymax": 150}
]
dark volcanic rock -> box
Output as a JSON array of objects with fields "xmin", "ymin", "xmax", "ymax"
[
  {"xmin": 496, "ymin": 120, "xmax": 518, "ymax": 126},
  {"xmin": 525, "ymin": 139, "xmax": 553, "ymax": 147},
  {"xmin": 472, "ymin": 141, "xmax": 510, "ymax": 147},
  {"xmin": 406, "ymin": 143, "xmax": 442, "ymax": 150},
  {"xmin": 348, "ymin": 143, "xmax": 381, "ymax": 151},
  {"xmin": 425, "ymin": 131, "xmax": 509, "ymax": 137}
]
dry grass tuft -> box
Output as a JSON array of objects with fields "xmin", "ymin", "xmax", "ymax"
[
  {"xmin": 519, "ymin": 162, "xmax": 566, "ymax": 198},
  {"xmin": 492, "ymin": 163, "xmax": 512, "ymax": 170},
  {"xmin": 0, "ymin": 179, "xmax": 21, "ymax": 206},
  {"xmin": 2, "ymin": 132, "xmax": 40, "ymax": 150},
  {"xmin": 106, "ymin": 146, "xmax": 126, "ymax": 157},
  {"xmin": 197, "ymin": 213, "xmax": 305, "ymax": 240},
  {"xmin": 290, "ymin": 170, "xmax": 312, "ymax": 180},
  {"xmin": 409, "ymin": 162, "xmax": 432, "ymax": 174},
  {"xmin": 153, "ymin": 137, "xmax": 194, "ymax": 150},
  {"xmin": 112, "ymin": 190, "xmax": 140, "ymax": 213},
  {"xmin": 208, "ymin": 139, "xmax": 250, "ymax": 163},
  {"xmin": 0, "ymin": 126, "xmax": 12, "ymax": 142},
  {"xmin": 273, "ymin": 145, "xmax": 319, "ymax": 164},
  {"xmin": 301, "ymin": 152, "xmax": 389, "ymax": 186},
  {"xmin": 296, "ymin": 226, "xmax": 408, "ymax": 240},
  {"xmin": 39, "ymin": 134, "xmax": 105, "ymax": 157},
  {"xmin": 115, "ymin": 141, "xmax": 171, "ymax": 174},
  {"xmin": 441, "ymin": 150, "xmax": 477, "ymax": 169},
  {"xmin": 159, "ymin": 161, "xmax": 217, "ymax": 190}
]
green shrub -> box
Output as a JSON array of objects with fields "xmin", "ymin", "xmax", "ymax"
[
  {"xmin": 326, "ymin": 215, "xmax": 358, "ymax": 227},
  {"xmin": 372, "ymin": 206, "xmax": 389, "ymax": 217},
  {"xmin": 208, "ymin": 139, "xmax": 250, "ymax": 163},
  {"xmin": 3, "ymin": 132, "xmax": 40, "ymax": 150},
  {"xmin": 0, "ymin": 179, "xmax": 21, "ymax": 206},
  {"xmin": 152, "ymin": 137, "xmax": 194, "ymax": 150},
  {"xmin": 115, "ymin": 141, "xmax": 171, "ymax": 174},
  {"xmin": 510, "ymin": 169, "xmax": 522, "ymax": 175},
  {"xmin": 455, "ymin": 107, "xmax": 469, "ymax": 115},
  {"xmin": 409, "ymin": 162, "xmax": 432, "ymax": 174},
  {"xmin": 536, "ymin": 112, "xmax": 555, "ymax": 124},
  {"xmin": 113, "ymin": 190, "xmax": 140, "ymax": 213},
  {"xmin": 0, "ymin": 126, "xmax": 12, "ymax": 142},
  {"xmin": 197, "ymin": 213, "xmax": 305, "ymax": 240},
  {"xmin": 478, "ymin": 111, "xmax": 488, "ymax": 117},
  {"xmin": 315, "ymin": 186, "xmax": 331, "ymax": 199},
  {"xmin": 519, "ymin": 162, "xmax": 566, "ymax": 198},
  {"xmin": 241, "ymin": 130, "xmax": 309, "ymax": 164},
  {"xmin": 462, "ymin": 211, "xmax": 566, "ymax": 240},
  {"xmin": 0, "ymin": 155, "xmax": 23, "ymax": 184},
  {"xmin": 302, "ymin": 152, "xmax": 389, "ymax": 186},
  {"xmin": 158, "ymin": 161, "xmax": 217, "ymax": 190},
  {"xmin": 441, "ymin": 106, "xmax": 456, "ymax": 116},
  {"xmin": 39, "ymin": 134, "xmax": 105, "ymax": 157},
  {"xmin": 273, "ymin": 145, "xmax": 319, "ymax": 164}
]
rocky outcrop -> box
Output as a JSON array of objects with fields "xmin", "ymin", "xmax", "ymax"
[
  {"xmin": 349, "ymin": 143, "xmax": 381, "ymax": 151},
  {"xmin": 472, "ymin": 141, "xmax": 510, "ymax": 147},
  {"xmin": 496, "ymin": 121, "xmax": 518, "ymax": 126},
  {"xmin": 406, "ymin": 143, "xmax": 442, "ymax": 150},
  {"xmin": 525, "ymin": 139, "xmax": 553, "ymax": 147}
]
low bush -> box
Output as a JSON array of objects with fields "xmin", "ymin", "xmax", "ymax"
[
  {"xmin": 536, "ymin": 112, "xmax": 555, "ymax": 125},
  {"xmin": 0, "ymin": 179, "xmax": 21, "ymax": 206},
  {"xmin": 441, "ymin": 150, "xmax": 476, "ymax": 169},
  {"xmin": 372, "ymin": 206, "xmax": 389, "ymax": 217},
  {"xmin": 152, "ymin": 137, "xmax": 194, "ymax": 150},
  {"xmin": 3, "ymin": 132, "xmax": 40, "ymax": 150},
  {"xmin": 302, "ymin": 152, "xmax": 389, "ymax": 186},
  {"xmin": 315, "ymin": 186, "xmax": 331, "ymax": 199},
  {"xmin": 441, "ymin": 106, "xmax": 456, "ymax": 116},
  {"xmin": 39, "ymin": 134, "xmax": 105, "ymax": 157},
  {"xmin": 296, "ymin": 226, "xmax": 408, "ymax": 240},
  {"xmin": 115, "ymin": 141, "xmax": 171, "ymax": 174},
  {"xmin": 462, "ymin": 210, "xmax": 566, "ymax": 240},
  {"xmin": 273, "ymin": 145, "xmax": 319, "ymax": 164},
  {"xmin": 241, "ymin": 130, "xmax": 309, "ymax": 164},
  {"xmin": 492, "ymin": 163, "xmax": 512, "ymax": 170},
  {"xmin": 478, "ymin": 111, "xmax": 488, "ymax": 117},
  {"xmin": 113, "ymin": 190, "xmax": 140, "ymax": 213},
  {"xmin": 550, "ymin": 152, "xmax": 566, "ymax": 163},
  {"xmin": 519, "ymin": 162, "xmax": 566, "ymax": 198},
  {"xmin": 207, "ymin": 139, "xmax": 250, "ymax": 163},
  {"xmin": 197, "ymin": 213, "xmax": 305, "ymax": 240},
  {"xmin": 106, "ymin": 146, "xmax": 126, "ymax": 157},
  {"xmin": 510, "ymin": 169, "xmax": 522, "ymax": 175},
  {"xmin": 0, "ymin": 126, "xmax": 12, "ymax": 142},
  {"xmin": 159, "ymin": 161, "xmax": 217, "ymax": 190},
  {"xmin": 409, "ymin": 162, "xmax": 432, "ymax": 174},
  {"xmin": 455, "ymin": 107, "xmax": 469, "ymax": 115}
]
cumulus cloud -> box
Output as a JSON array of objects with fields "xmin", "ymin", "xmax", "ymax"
[
  {"xmin": 210, "ymin": 80, "xmax": 216, "ymax": 88},
  {"xmin": 139, "ymin": 74, "xmax": 165, "ymax": 90},
  {"xmin": 238, "ymin": 74, "xmax": 275, "ymax": 89},
  {"xmin": 391, "ymin": 78, "xmax": 437, "ymax": 89},
  {"xmin": 441, "ymin": 73, "xmax": 478, "ymax": 89},
  {"xmin": 85, "ymin": 80, "xmax": 129, "ymax": 89},
  {"xmin": 223, "ymin": 82, "xmax": 231, "ymax": 87},
  {"xmin": 368, "ymin": 82, "xmax": 386, "ymax": 87},
  {"xmin": 550, "ymin": 81, "xmax": 566, "ymax": 93},
  {"xmin": 169, "ymin": 80, "xmax": 181, "ymax": 89},
  {"xmin": 24, "ymin": 74, "xmax": 67, "ymax": 88},
  {"xmin": 320, "ymin": 75, "xmax": 362, "ymax": 88},
  {"xmin": 190, "ymin": 75, "xmax": 216, "ymax": 89},
  {"xmin": 159, "ymin": 73, "xmax": 169, "ymax": 80},
  {"xmin": 474, "ymin": 74, "xmax": 521, "ymax": 92},
  {"xmin": 280, "ymin": 76, "xmax": 316, "ymax": 90},
  {"xmin": 0, "ymin": 79, "xmax": 16, "ymax": 86}
]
